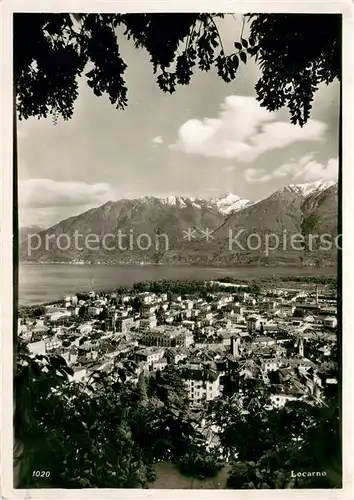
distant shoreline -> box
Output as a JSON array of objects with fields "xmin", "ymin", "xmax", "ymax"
[
  {"xmin": 18, "ymin": 272, "xmax": 337, "ymax": 310},
  {"xmin": 19, "ymin": 261, "xmax": 338, "ymax": 270}
]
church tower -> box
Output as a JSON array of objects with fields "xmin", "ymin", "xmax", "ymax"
[{"xmin": 299, "ymin": 337, "xmax": 304, "ymax": 357}]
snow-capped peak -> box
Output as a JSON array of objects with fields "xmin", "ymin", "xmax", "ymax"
[
  {"xmin": 159, "ymin": 195, "xmax": 186, "ymax": 207},
  {"xmin": 134, "ymin": 193, "xmax": 252, "ymax": 214},
  {"xmin": 212, "ymin": 192, "xmax": 252, "ymax": 215},
  {"xmin": 139, "ymin": 195, "xmax": 187, "ymax": 207},
  {"xmin": 287, "ymin": 180, "xmax": 336, "ymax": 198}
]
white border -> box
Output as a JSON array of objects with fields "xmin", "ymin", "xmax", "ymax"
[{"xmin": 1, "ymin": 1, "xmax": 353, "ymax": 499}]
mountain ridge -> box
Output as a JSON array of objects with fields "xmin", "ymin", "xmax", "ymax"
[{"xmin": 20, "ymin": 180, "xmax": 338, "ymax": 267}]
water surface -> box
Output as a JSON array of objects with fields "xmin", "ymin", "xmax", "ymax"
[{"xmin": 19, "ymin": 263, "xmax": 336, "ymax": 306}]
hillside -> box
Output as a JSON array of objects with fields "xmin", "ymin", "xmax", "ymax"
[{"xmin": 20, "ymin": 183, "xmax": 338, "ymax": 266}]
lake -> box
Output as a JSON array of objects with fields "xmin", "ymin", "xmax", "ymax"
[{"xmin": 18, "ymin": 263, "xmax": 337, "ymax": 307}]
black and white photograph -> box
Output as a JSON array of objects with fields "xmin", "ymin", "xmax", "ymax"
[{"xmin": 2, "ymin": 1, "xmax": 353, "ymax": 497}]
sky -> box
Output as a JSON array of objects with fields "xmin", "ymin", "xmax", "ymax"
[{"xmin": 18, "ymin": 15, "xmax": 340, "ymax": 228}]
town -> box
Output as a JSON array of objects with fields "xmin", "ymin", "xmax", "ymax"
[
  {"xmin": 17, "ymin": 277, "xmax": 339, "ymax": 487},
  {"xmin": 19, "ymin": 278, "xmax": 338, "ymax": 406}
]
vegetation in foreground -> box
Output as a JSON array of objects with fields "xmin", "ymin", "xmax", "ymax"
[{"xmin": 15, "ymin": 339, "xmax": 340, "ymax": 489}]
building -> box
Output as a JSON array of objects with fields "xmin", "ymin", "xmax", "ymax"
[
  {"xmin": 139, "ymin": 316, "xmax": 157, "ymax": 332},
  {"xmin": 133, "ymin": 347, "xmax": 165, "ymax": 365},
  {"xmin": 278, "ymin": 302, "xmax": 295, "ymax": 316},
  {"xmin": 181, "ymin": 320, "xmax": 195, "ymax": 331},
  {"xmin": 88, "ymin": 306, "xmax": 103, "ymax": 317},
  {"xmin": 247, "ymin": 314, "xmax": 261, "ymax": 333},
  {"xmin": 184, "ymin": 300, "xmax": 194, "ymax": 310},
  {"xmin": 295, "ymin": 303, "xmax": 319, "ymax": 315},
  {"xmin": 263, "ymin": 301, "xmax": 277, "ymax": 312},
  {"xmin": 261, "ymin": 358, "xmax": 286, "ymax": 374},
  {"xmin": 165, "ymin": 348, "xmax": 189, "ymax": 364},
  {"xmin": 233, "ymin": 305, "xmax": 244, "ymax": 316},
  {"xmin": 139, "ymin": 303, "xmax": 157, "ymax": 332},
  {"xmin": 152, "ymin": 357, "xmax": 168, "ymax": 371},
  {"xmin": 230, "ymin": 313, "xmax": 246, "ymax": 326},
  {"xmin": 284, "ymin": 357, "xmax": 315, "ymax": 374},
  {"xmin": 45, "ymin": 337, "xmax": 62, "ymax": 354},
  {"xmin": 215, "ymin": 318, "xmax": 232, "ymax": 330},
  {"xmin": 323, "ymin": 316, "xmax": 337, "ymax": 329},
  {"xmin": 46, "ymin": 308, "xmax": 72, "ymax": 323},
  {"xmin": 117, "ymin": 315, "xmax": 135, "ymax": 333},
  {"xmin": 251, "ymin": 335, "xmax": 276, "ymax": 347},
  {"xmin": 140, "ymin": 292, "xmax": 156, "ymax": 304},
  {"xmin": 218, "ymin": 330, "xmax": 235, "ymax": 346},
  {"xmin": 140, "ymin": 325, "xmax": 194, "ymax": 348},
  {"xmin": 180, "ymin": 365, "xmax": 221, "ymax": 405},
  {"xmin": 318, "ymin": 306, "xmax": 337, "ymax": 316},
  {"xmin": 28, "ymin": 340, "xmax": 47, "ymax": 356},
  {"xmin": 105, "ymin": 313, "xmax": 117, "ymax": 333},
  {"xmin": 270, "ymin": 393, "xmax": 300, "ymax": 408},
  {"xmin": 231, "ymin": 335, "xmax": 249, "ymax": 357}
]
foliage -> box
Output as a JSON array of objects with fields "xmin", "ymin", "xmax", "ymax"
[
  {"xmin": 131, "ymin": 296, "xmax": 142, "ymax": 314},
  {"xmin": 18, "ymin": 305, "xmax": 46, "ymax": 319},
  {"xmin": 208, "ymin": 394, "xmax": 341, "ymax": 489},
  {"xmin": 247, "ymin": 281, "xmax": 262, "ymax": 295},
  {"xmin": 178, "ymin": 447, "xmax": 223, "ymax": 478},
  {"xmin": 15, "ymin": 339, "xmax": 204, "ymax": 487},
  {"xmin": 148, "ymin": 365, "xmax": 189, "ymax": 408},
  {"xmin": 293, "ymin": 308, "xmax": 305, "ymax": 318},
  {"xmin": 131, "ymin": 279, "xmax": 217, "ymax": 296},
  {"xmin": 14, "ymin": 13, "xmax": 340, "ymax": 126},
  {"xmin": 247, "ymin": 14, "xmax": 340, "ymax": 126}
]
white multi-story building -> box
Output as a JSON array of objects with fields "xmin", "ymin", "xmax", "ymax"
[
  {"xmin": 117, "ymin": 315, "xmax": 135, "ymax": 333},
  {"xmin": 278, "ymin": 302, "xmax": 296, "ymax": 316},
  {"xmin": 139, "ymin": 316, "xmax": 157, "ymax": 332},
  {"xmin": 134, "ymin": 346, "xmax": 165, "ymax": 365},
  {"xmin": 139, "ymin": 303, "xmax": 157, "ymax": 332},
  {"xmin": 181, "ymin": 320, "xmax": 195, "ymax": 331},
  {"xmin": 270, "ymin": 393, "xmax": 300, "ymax": 408},
  {"xmin": 261, "ymin": 358, "xmax": 286, "ymax": 374},
  {"xmin": 140, "ymin": 292, "xmax": 156, "ymax": 305},
  {"xmin": 140, "ymin": 325, "xmax": 194, "ymax": 348},
  {"xmin": 323, "ymin": 316, "xmax": 337, "ymax": 328},
  {"xmin": 251, "ymin": 335, "xmax": 276, "ymax": 348},
  {"xmin": 181, "ymin": 366, "xmax": 221, "ymax": 405}
]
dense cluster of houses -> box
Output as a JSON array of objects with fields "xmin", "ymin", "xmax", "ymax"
[{"xmin": 18, "ymin": 282, "xmax": 338, "ymax": 412}]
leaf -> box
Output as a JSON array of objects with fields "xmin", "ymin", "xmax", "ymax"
[
  {"xmin": 63, "ymin": 366, "xmax": 74, "ymax": 376},
  {"xmin": 234, "ymin": 42, "xmax": 242, "ymax": 50},
  {"xmin": 241, "ymin": 38, "xmax": 248, "ymax": 48},
  {"xmin": 240, "ymin": 52, "xmax": 247, "ymax": 64},
  {"xmin": 232, "ymin": 54, "xmax": 239, "ymax": 71}
]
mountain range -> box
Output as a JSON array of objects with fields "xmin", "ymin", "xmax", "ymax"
[{"xmin": 20, "ymin": 180, "xmax": 338, "ymax": 266}]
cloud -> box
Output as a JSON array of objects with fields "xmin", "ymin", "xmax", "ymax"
[
  {"xmin": 152, "ymin": 135, "xmax": 164, "ymax": 145},
  {"xmin": 294, "ymin": 157, "xmax": 339, "ymax": 182},
  {"xmin": 19, "ymin": 179, "xmax": 115, "ymax": 208},
  {"xmin": 245, "ymin": 155, "xmax": 339, "ymax": 184},
  {"xmin": 245, "ymin": 168, "xmax": 272, "ymax": 183},
  {"xmin": 171, "ymin": 95, "xmax": 327, "ymax": 162}
]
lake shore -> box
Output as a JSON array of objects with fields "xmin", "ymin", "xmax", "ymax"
[{"xmin": 18, "ymin": 263, "xmax": 337, "ymax": 307}]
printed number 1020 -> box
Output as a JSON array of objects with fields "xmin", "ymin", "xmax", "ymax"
[{"xmin": 33, "ymin": 471, "xmax": 50, "ymax": 478}]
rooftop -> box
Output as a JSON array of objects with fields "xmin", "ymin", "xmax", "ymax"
[{"xmin": 180, "ymin": 367, "xmax": 219, "ymax": 383}]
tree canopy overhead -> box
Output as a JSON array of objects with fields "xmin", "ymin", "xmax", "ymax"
[{"xmin": 14, "ymin": 13, "xmax": 341, "ymax": 126}]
